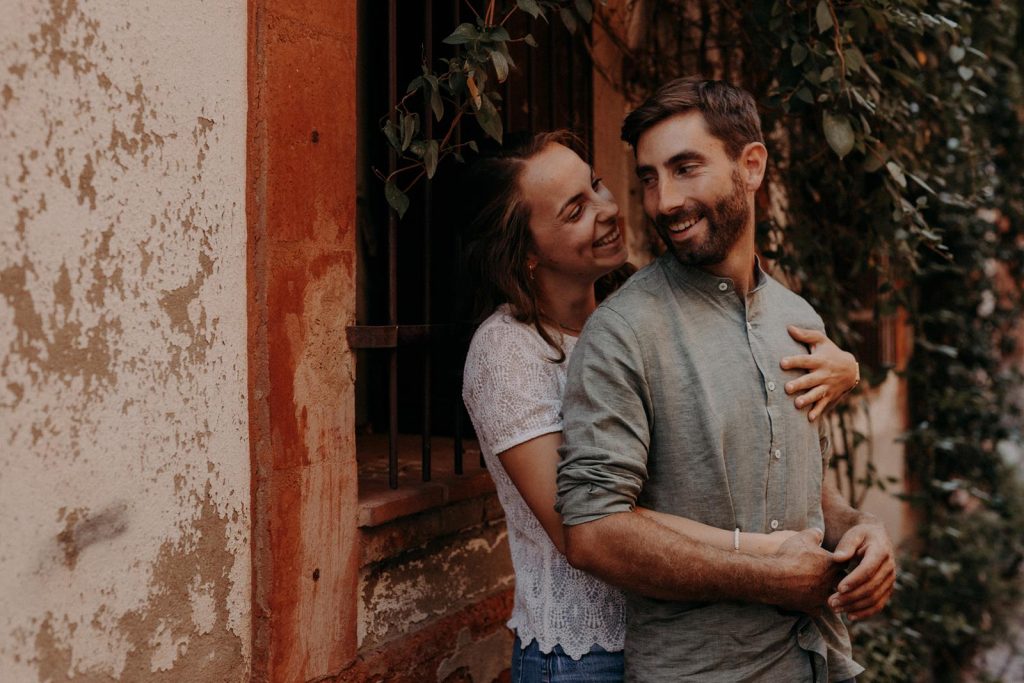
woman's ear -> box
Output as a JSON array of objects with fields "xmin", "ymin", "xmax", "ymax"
[{"xmin": 739, "ymin": 142, "xmax": 768, "ymax": 190}]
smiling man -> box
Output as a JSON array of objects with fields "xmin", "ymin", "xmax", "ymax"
[{"xmin": 555, "ymin": 78, "xmax": 895, "ymax": 682}]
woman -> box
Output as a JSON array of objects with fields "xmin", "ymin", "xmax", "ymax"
[{"xmin": 460, "ymin": 131, "xmax": 859, "ymax": 681}]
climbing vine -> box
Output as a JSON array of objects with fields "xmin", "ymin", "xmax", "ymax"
[{"xmin": 381, "ymin": 1, "xmax": 1024, "ymax": 679}]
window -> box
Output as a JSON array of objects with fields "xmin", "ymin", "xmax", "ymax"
[{"xmin": 354, "ymin": 1, "xmax": 594, "ymax": 492}]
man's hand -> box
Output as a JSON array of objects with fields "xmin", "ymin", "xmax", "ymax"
[
  {"xmin": 828, "ymin": 523, "xmax": 896, "ymax": 621},
  {"xmin": 770, "ymin": 528, "xmax": 842, "ymax": 616}
]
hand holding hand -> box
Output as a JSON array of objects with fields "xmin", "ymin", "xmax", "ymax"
[
  {"xmin": 771, "ymin": 528, "xmax": 841, "ymax": 616},
  {"xmin": 781, "ymin": 326, "xmax": 859, "ymax": 421},
  {"xmin": 828, "ymin": 523, "xmax": 896, "ymax": 621}
]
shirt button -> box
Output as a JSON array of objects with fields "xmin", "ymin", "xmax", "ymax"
[
  {"xmin": 770, "ymin": 519, "xmax": 780, "ymax": 530},
  {"xmin": 774, "ymin": 448, "xmax": 782, "ymax": 460},
  {"xmin": 767, "ymin": 381, "xmax": 776, "ymax": 391},
  {"xmin": 718, "ymin": 282, "xmax": 728, "ymax": 291},
  {"xmin": 746, "ymin": 321, "xmax": 752, "ymax": 331}
]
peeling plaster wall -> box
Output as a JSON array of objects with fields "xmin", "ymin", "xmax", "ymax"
[{"xmin": 0, "ymin": 1, "xmax": 250, "ymax": 680}]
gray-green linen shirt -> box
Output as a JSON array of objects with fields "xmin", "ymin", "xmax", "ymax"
[{"xmin": 556, "ymin": 253, "xmax": 863, "ymax": 682}]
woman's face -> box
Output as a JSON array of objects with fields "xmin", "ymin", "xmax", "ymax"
[{"xmin": 518, "ymin": 143, "xmax": 627, "ymax": 285}]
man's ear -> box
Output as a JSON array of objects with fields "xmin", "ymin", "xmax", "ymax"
[{"xmin": 739, "ymin": 142, "xmax": 768, "ymax": 190}]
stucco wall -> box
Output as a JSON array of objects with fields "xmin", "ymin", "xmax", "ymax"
[{"xmin": 0, "ymin": 1, "xmax": 250, "ymax": 680}]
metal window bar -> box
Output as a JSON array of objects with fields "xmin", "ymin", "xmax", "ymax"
[{"xmin": 350, "ymin": 1, "xmax": 594, "ymax": 489}]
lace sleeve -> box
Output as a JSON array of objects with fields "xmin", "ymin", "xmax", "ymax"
[{"xmin": 463, "ymin": 321, "xmax": 564, "ymax": 455}]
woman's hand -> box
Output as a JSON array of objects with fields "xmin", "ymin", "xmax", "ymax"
[{"xmin": 780, "ymin": 326, "xmax": 859, "ymax": 421}]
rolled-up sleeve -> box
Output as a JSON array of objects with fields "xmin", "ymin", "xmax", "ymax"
[{"xmin": 556, "ymin": 305, "xmax": 653, "ymax": 526}]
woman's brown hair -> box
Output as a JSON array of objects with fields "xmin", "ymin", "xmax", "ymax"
[{"xmin": 460, "ymin": 130, "xmax": 634, "ymax": 363}]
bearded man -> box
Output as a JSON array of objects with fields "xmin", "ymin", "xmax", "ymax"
[{"xmin": 555, "ymin": 77, "xmax": 895, "ymax": 682}]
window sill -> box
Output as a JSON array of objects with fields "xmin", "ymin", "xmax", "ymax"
[{"xmin": 357, "ymin": 434, "xmax": 494, "ymax": 528}]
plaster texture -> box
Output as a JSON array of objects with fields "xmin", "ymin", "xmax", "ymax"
[{"xmin": 0, "ymin": 0, "xmax": 250, "ymax": 679}]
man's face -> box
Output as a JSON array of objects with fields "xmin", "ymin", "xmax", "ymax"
[{"xmin": 635, "ymin": 112, "xmax": 751, "ymax": 266}]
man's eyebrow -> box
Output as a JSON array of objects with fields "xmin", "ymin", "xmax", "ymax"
[{"xmin": 635, "ymin": 150, "xmax": 706, "ymax": 178}]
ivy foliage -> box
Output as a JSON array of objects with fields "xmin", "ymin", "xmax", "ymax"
[
  {"xmin": 377, "ymin": 0, "xmax": 597, "ymax": 217},
  {"xmin": 380, "ymin": 1, "xmax": 1024, "ymax": 679}
]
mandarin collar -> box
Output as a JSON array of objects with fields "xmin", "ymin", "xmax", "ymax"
[{"xmin": 661, "ymin": 252, "xmax": 769, "ymax": 298}]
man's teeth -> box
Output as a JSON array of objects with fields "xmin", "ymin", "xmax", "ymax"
[
  {"xmin": 669, "ymin": 215, "xmax": 702, "ymax": 233},
  {"xmin": 594, "ymin": 227, "xmax": 620, "ymax": 247}
]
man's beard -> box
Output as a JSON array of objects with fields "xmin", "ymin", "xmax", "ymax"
[{"xmin": 654, "ymin": 169, "xmax": 749, "ymax": 267}]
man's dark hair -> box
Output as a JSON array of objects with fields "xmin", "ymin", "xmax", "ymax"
[{"xmin": 620, "ymin": 77, "xmax": 764, "ymax": 159}]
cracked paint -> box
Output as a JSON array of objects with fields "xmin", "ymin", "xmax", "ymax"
[{"xmin": 1, "ymin": 0, "xmax": 250, "ymax": 680}]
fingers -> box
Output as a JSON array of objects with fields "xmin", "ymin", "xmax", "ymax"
[
  {"xmin": 831, "ymin": 529, "xmax": 863, "ymax": 564},
  {"xmin": 787, "ymin": 325, "xmax": 826, "ymax": 345},
  {"xmin": 794, "ymin": 383, "xmax": 828, "ymax": 409},
  {"xmin": 807, "ymin": 396, "xmax": 829, "ymax": 422},
  {"xmin": 835, "ymin": 564, "xmax": 896, "ymax": 610},
  {"xmin": 832, "ymin": 566, "xmax": 896, "ymax": 620},
  {"xmin": 785, "ymin": 370, "xmax": 827, "ymax": 395},
  {"xmin": 800, "ymin": 527, "xmax": 825, "ymax": 546},
  {"xmin": 838, "ymin": 542, "xmax": 889, "ymax": 594},
  {"xmin": 781, "ymin": 354, "xmax": 820, "ymax": 372}
]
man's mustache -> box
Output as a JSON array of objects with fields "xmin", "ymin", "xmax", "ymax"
[{"xmin": 654, "ymin": 204, "xmax": 706, "ymax": 231}]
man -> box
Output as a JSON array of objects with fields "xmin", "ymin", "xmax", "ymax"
[{"xmin": 555, "ymin": 77, "xmax": 896, "ymax": 681}]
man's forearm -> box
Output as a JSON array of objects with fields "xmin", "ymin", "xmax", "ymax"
[
  {"xmin": 563, "ymin": 511, "xmax": 833, "ymax": 611},
  {"xmin": 821, "ymin": 479, "xmax": 879, "ymax": 550}
]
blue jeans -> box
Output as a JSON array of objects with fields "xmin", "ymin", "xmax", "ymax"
[{"xmin": 511, "ymin": 633, "xmax": 624, "ymax": 683}]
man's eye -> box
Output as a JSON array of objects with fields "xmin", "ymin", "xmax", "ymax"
[
  {"xmin": 568, "ymin": 205, "xmax": 583, "ymax": 221},
  {"xmin": 675, "ymin": 165, "xmax": 696, "ymax": 176},
  {"xmin": 591, "ymin": 176, "xmax": 604, "ymax": 190},
  {"xmin": 640, "ymin": 176, "xmax": 656, "ymax": 187}
]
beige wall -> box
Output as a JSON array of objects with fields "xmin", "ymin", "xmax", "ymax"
[{"xmin": 0, "ymin": 1, "xmax": 250, "ymax": 680}]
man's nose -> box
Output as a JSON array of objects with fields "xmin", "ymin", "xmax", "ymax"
[{"xmin": 657, "ymin": 179, "xmax": 686, "ymax": 217}]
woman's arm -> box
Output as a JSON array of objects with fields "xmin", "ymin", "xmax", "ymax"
[
  {"xmin": 498, "ymin": 432, "xmax": 794, "ymax": 556},
  {"xmin": 781, "ymin": 325, "xmax": 860, "ymax": 421}
]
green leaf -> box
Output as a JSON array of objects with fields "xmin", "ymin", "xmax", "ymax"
[
  {"xmin": 430, "ymin": 88, "xmax": 444, "ymax": 121},
  {"xmin": 406, "ymin": 76, "xmax": 424, "ymax": 94},
  {"xmin": 385, "ymin": 180, "xmax": 410, "ymax": 218},
  {"xmin": 516, "ymin": 0, "xmax": 542, "ymax": 19},
  {"xmin": 424, "ymin": 140, "xmax": 439, "ymax": 179},
  {"xmin": 476, "ymin": 95, "xmax": 503, "ymax": 143},
  {"xmin": 574, "ymin": 0, "xmax": 593, "ymax": 23},
  {"xmin": 822, "ymin": 111, "xmax": 855, "ymax": 158},
  {"xmin": 467, "ymin": 140, "xmax": 479, "ymax": 153},
  {"xmin": 401, "ymin": 113, "xmax": 418, "ymax": 151},
  {"xmin": 886, "ymin": 161, "xmax": 907, "ymax": 188},
  {"xmin": 524, "ymin": 33, "xmax": 538, "ymax": 48},
  {"xmin": 791, "ymin": 43, "xmax": 808, "ymax": 66},
  {"xmin": 443, "ymin": 23, "xmax": 479, "ymax": 45},
  {"xmin": 844, "ymin": 47, "xmax": 866, "ymax": 72},
  {"xmin": 560, "ymin": 7, "xmax": 577, "ymax": 34},
  {"xmin": 383, "ymin": 121, "xmax": 401, "ymax": 151},
  {"xmin": 796, "ymin": 87, "xmax": 814, "ymax": 104},
  {"xmin": 957, "ymin": 66, "xmax": 974, "ymax": 81},
  {"xmin": 816, "ymin": 0, "xmax": 834, "ymax": 33},
  {"xmin": 487, "ymin": 27, "xmax": 511, "ymax": 42},
  {"xmin": 491, "ymin": 49, "xmax": 510, "ymax": 82}
]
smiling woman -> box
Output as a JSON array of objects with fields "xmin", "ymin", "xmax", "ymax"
[{"xmin": 458, "ymin": 129, "xmax": 863, "ymax": 682}]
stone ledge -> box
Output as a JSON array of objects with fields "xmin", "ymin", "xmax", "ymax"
[{"xmin": 357, "ymin": 434, "xmax": 495, "ymax": 528}]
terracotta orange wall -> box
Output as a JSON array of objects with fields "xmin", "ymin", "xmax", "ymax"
[{"xmin": 247, "ymin": 1, "xmax": 359, "ymax": 681}]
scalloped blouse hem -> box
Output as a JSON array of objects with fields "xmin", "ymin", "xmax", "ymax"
[{"xmin": 507, "ymin": 619, "xmax": 625, "ymax": 661}]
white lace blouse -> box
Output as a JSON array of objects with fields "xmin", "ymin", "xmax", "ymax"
[{"xmin": 462, "ymin": 305, "xmax": 626, "ymax": 659}]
